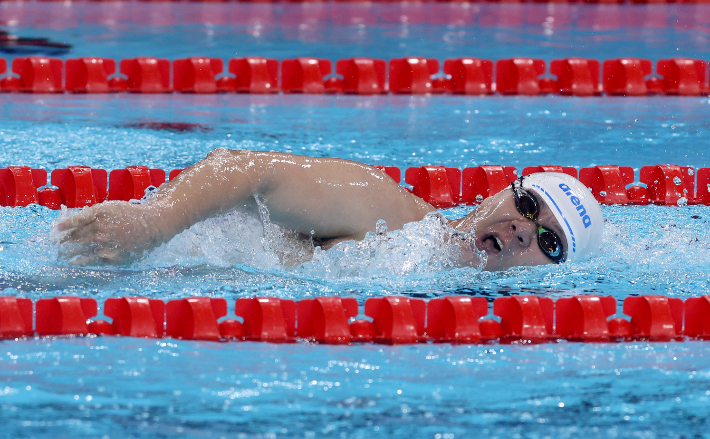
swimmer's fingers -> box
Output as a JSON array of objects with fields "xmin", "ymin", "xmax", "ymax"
[
  {"xmin": 57, "ymin": 210, "xmax": 98, "ymax": 233},
  {"xmin": 59, "ymin": 219, "xmax": 99, "ymax": 245}
]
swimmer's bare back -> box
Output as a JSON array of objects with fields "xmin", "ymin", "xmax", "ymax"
[{"xmin": 57, "ymin": 149, "xmax": 436, "ymax": 265}]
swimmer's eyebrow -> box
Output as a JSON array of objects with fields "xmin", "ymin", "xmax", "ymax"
[{"xmin": 536, "ymin": 196, "xmax": 568, "ymax": 252}]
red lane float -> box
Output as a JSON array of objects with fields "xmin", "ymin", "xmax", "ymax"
[
  {"xmin": 235, "ymin": 297, "xmax": 297, "ymax": 342},
  {"xmin": 35, "ymin": 297, "xmax": 97, "ymax": 336},
  {"xmin": 555, "ymin": 295, "xmax": 616, "ymax": 341},
  {"xmin": 639, "ymin": 164, "xmax": 694, "ymax": 205},
  {"xmin": 494, "ymin": 295, "xmax": 554, "ymax": 342},
  {"xmin": 173, "ymin": 57, "xmax": 224, "ymax": 94},
  {"xmin": 119, "ymin": 57, "xmax": 171, "ymax": 93},
  {"xmin": 336, "ymin": 58, "xmax": 387, "ymax": 95},
  {"xmin": 281, "ymin": 58, "xmax": 332, "ymax": 94},
  {"xmin": 0, "ymin": 297, "xmax": 33, "ymax": 339},
  {"xmin": 228, "ymin": 57, "xmax": 279, "ymax": 94},
  {"xmin": 1, "ymin": 56, "xmax": 709, "ymax": 96},
  {"xmin": 49, "ymin": 167, "xmax": 108, "ymax": 208},
  {"xmin": 5, "ymin": 294, "xmax": 710, "ymax": 344},
  {"xmin": 578, "ymin": 165, "xmax": 635, "ymax": 205},
  {"xmin": 389, "ymin": 57, "xmax": 440, "ymax": 94},
  {"xmin": 549, "ymin": 58, "xmax": 601, "ymax": 96},
  {"xmin": 427, "ymin": 296, "xmax": 488, "ymax": 343},
  {"xmin": 443, "ymin": 58, "xmax": 494, "ymax": 95},
  {"xmin": 495, "ymin": 58, "xmax": 546, "ymax": 95},
  {"xmin": 65, "ymin": 58, "xmax": 117, "ymax": 93},
  {"xmin": 298, "ymin": 297, "xmax": 359, "ymax": 344},
  {"xmin": 108, "ymin": 166, "xmax": 166, "ymax": 201},
  {"xmin": 461, "ymin": 165, "xmax": 517, "ymax": 204},
  {"xmin": 656, "ymin": 58, "xmax": 707, "ymax": 96},
  {"xmin": 405, "ymin": 166, "xmax": 461, "ymax": 208},
  {"xmin": 0, "ymin": 167, "xmax": 47, "ymax": 207},
  {"xmin": 8, "ymin": 57, "xmax": 63, "ymax": 93},
  {"xmin": 166, "ymin": 297, "xmax": 227, "ymax": 341},
  {"xmin": 100, "ymin": 297, "xmax": 165, "ymax": 338},
  {"xmin": 602, "ymin": 58, "xmax": 653, "ymax": 96},
  {"xmin": 364, "ymin": 296, "xmax": 426, "ymax": 344}
]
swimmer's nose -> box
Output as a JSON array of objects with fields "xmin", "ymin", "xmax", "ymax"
[{"xmin": 510, "ymin": 220, "xmax": 536, "ymax": 249}]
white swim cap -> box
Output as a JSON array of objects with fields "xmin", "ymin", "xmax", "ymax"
[{"xmin": 521, "ymin": 172, "xmax": 604, "ymax": 262}]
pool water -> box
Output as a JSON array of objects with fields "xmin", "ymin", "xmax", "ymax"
[{"xmin": 2, "ymin": 3, "xmax": 710, "ymax": 438}]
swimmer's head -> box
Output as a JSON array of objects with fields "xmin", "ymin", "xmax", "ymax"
[
  {"xmin": 468, "ymin": 172, "xmax": 603, "ymax": 270},
  {"xmin": 521, "ymin": 172, "xmax": 603, "ymax": 263}
]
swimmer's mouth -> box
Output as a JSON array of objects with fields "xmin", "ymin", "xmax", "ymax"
[{"xmin": 478, "ymin": 234, "xmax": 503, "ymax": 254}]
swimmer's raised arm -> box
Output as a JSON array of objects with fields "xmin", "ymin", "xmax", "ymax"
[{"xmin": 58, "ymin": 149, "xmax": 434, "ymax": 265}]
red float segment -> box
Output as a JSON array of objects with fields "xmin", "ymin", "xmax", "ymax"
[
  {"xmin": 336, "ymin": 58, "xmax": 387, "ymax": 95},
  {"xmin": 365, "ymin": 296, "xmax": 426, "ymax": 344},
  {"xmin": 405, "ymin": 166, "xmax": 461, "ymax": 208},
  {"xmin": 0, "ymin": 167, "xmax": 47, "ymax": 207},
  {"xmin": 578, "ymin": 165, "xmax": 635, "ymax": 205},
  {"xmin": 50, "ymin": 167, "xmax": 108, "ymax": 208},
  {"xmin": 555, "ymin": 295, "xmax": 616, "ymax": 341},
  {"xmin": 228, "ymin": 57, "xmax": 279, "ymax": 93},
  {"xmin": 461, "ymin": 165, "xmax": 517, "ymax": 205},
  {"xmin": 65, "ymin": 57, "xmax": 116, "ymax": 93},
  {"xmin": 607, "ymin": 317, "xmax": 633, "ymax": 339},
  {"xmin": 0, "ymin": 58, "xmax": 5, "ymax": 75},
  {"xmin": 389, "ymin": 57, "xmax": 440, "ymax": 94},
  {"xmin": 622, "ymin": 295, "xmax": 683, "ymax": 341},
  {"xmin": 219, "ymin": 319, "xmax": 245, "ymax": 339},
  {"xmin": 372, "ymin": 165, "xmax": 401, "ymax": 183},
  {"xmin": 549, "ymin": 58, "xmax": 601, "ymax": 96},
  {"xmin": 281, "ymin": 58, "xmax": 332, "ymax": 94},
  {"xmin": 35, "ymin": 297, "xmax": 97, "ymax": 336},
  {"xmin": 37, "ymin": 188, "xmax": 62, "ymax": 210},
  {"xmin": 297, "ymin": 297, "xmax": 359, "ymax": 344},
  {"xmin": 602, "ymin": 58, "xmax": 653, "ymax": 96},
  {"xmin": 235, "ymin": 297, "xmax": 297, "ymax": 342},
  {"xmin": 639, "ymin": 165, "xmax": 694, "ymax": 205},
  {"xmin": 11, "ymin": 57, "xmax": 63, "ymax": 93},
  {"xmin": 656, "ymin": 58, "xmax": 707, "ymax": 96},
  {"xmin": 695, "ymin": 168, "xmax": 710, "ymax": 205},
  {"xmin": 169, "ymin": 169, "xmax": 184, "ymax": 181},
  {"xmin": 426, "ymin": 296, "xmax": 488, "ymax": 343},
  {"xmin": 173, "ymin": 57, "xmax": 224, "ymax": 94},
  {"xmin": 684, "ymin": 296, "xmax": 710, "ymax": 339},
  {"xmin": 495, "ymin": 58, "xmax": 546, "ymax": 95},
  {"xmin": 493, "ymin": 295, "xmax": 553, "ymax": 342},
  {"xmin": 103, "ymin": 297, "xmax": 165, "ymax": 338},
  {"xmin": 443, "ymin": 58, "xmax": 493, "ymax": 95},
  {"xmin": 108, "ymin": 166, "xmax": 166, "ymax": 201},
  {"xmin": 522, "ymin": 165, "xmax": 578, "ymax": 179},
  {"xmin": 349, "ymin": 319, "xmax": 376, "ymax": 343},
  {"xmin": 119, "ymin": 57, "xmax": 171, "ymax": 93},
  {"xmin": 0, "ymin": 297, "xmax": 33, "ymax": 338},
  {"xmin": 166, "ymin": 297, "xmax": 227, "ymax": 341}
]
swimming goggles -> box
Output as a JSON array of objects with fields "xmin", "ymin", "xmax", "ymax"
[{"xmin": 511, "ymin": 178, "xmax": 566, "ymax": 263}]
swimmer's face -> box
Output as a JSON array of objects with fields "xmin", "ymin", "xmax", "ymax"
[{"xmin": 471, "ymin": 187, "xmax": 567, "ymax": 271}]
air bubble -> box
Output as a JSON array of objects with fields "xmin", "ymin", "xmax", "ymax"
[
  {"xmin": 600, "ymin": 191, "xmax": 607, "ymax": 197},
  {"xmin": 673, "ymin": 176, "xmax": 682, "ymax": 185},
  {"xmin": 677, "ymin": 197, "xmax": 688, "ymax": 206},
  {"xmin": 688, "ymin": 169, "xmax": 695, "ymax": 176},
  {"xmin": 475, "ymin": 194, "xmax": 483, "ymax": 203}
]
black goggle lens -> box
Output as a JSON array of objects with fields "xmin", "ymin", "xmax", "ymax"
[{"xmin": 511, "ymin": 180, "xmax": 565, "ymax": 263}]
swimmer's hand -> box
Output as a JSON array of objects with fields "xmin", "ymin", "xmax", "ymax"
[{"xmin": 56, "ymin": 202, "xmax": 167, "ymax": 266}]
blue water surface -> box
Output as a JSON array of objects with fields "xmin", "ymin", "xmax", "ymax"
[{"xmin": 1, "ymin": 4, "xmax": 710, "ymax": 439}]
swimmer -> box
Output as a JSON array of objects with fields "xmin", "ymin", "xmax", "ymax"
[{"xmin": 57, "ymin": 149, "xmax": 603, "ymax": 270}]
